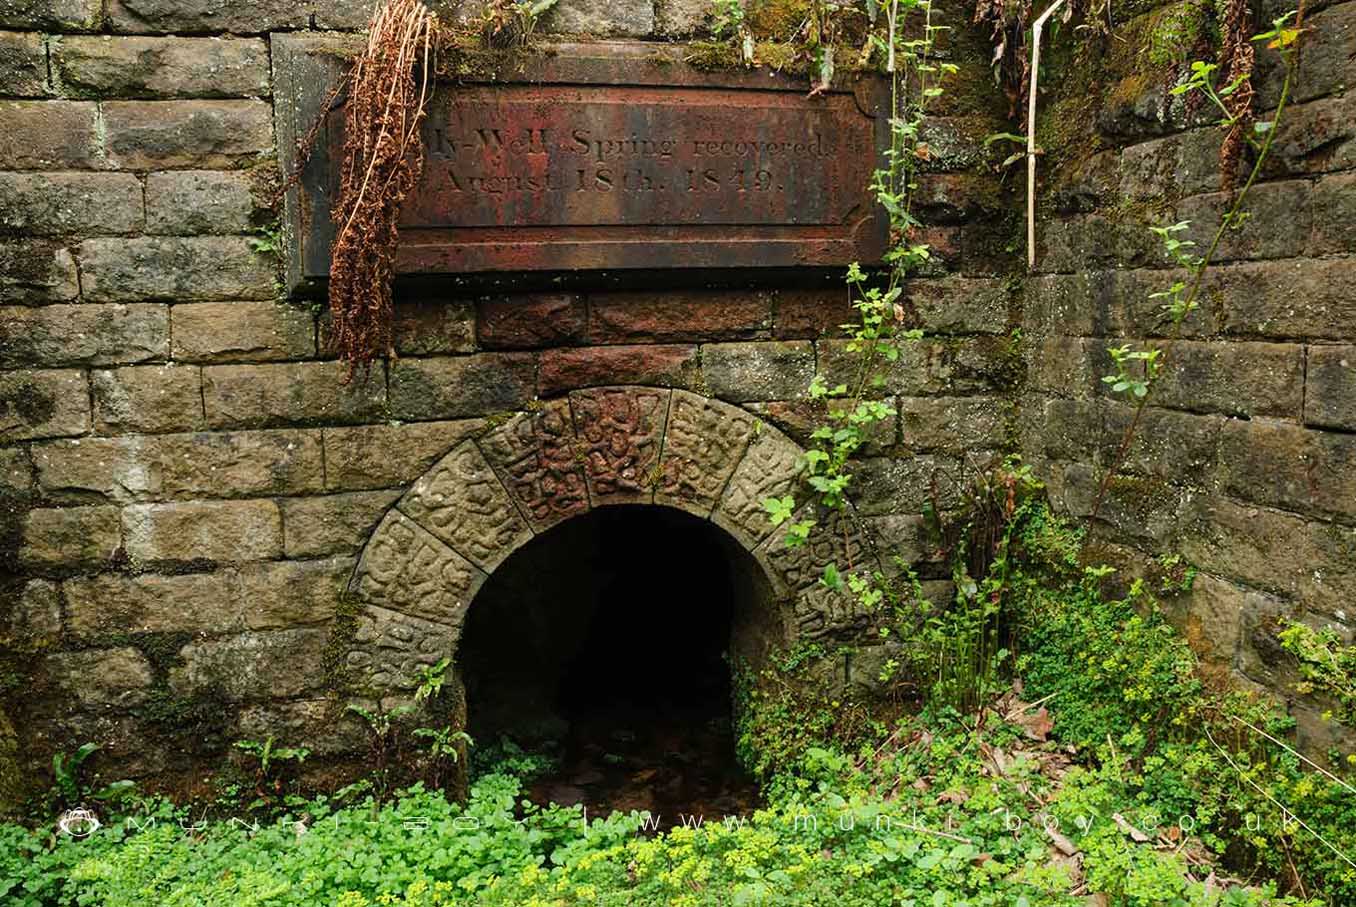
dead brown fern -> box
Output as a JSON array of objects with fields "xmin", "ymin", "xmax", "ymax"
[
  {"xmin": 1215, "ymin": 0, "xmax": 1255, "ymax": 191},
  {"xmin": 328, "ymin": 0, "xmax": 438, "ymax": 380}
]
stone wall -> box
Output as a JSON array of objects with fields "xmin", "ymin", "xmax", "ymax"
[
  {"xmin": 1022, "ymin": 0, "xmax": 1356, "ymax": 754},
  {"xmin": 0, "ymin": 0, "xmax": 1016, "ymax": 791}
]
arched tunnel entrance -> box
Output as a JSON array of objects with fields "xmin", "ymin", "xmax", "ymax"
[{"xmin": 459, "ymin": 505, "xmax": 774, "ymax": 820}]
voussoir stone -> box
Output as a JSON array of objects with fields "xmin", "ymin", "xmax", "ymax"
[
  {"xmin": 397, "ymin": 441, "xmax": 532, "ymax": 573},
  {"xmin": 569, "ymin": 386, "xmax": 670, "ymax": 506},
  {"xmin": 714, "ymin": 425, "xmax": 804, "ymax": 549},
  {"xmin": 353, "ymin": 510, "xmax": 486, "ymax": 628},
  {"xmin": 477, "ymin": 398, "xmax": 589, "ymax": 532},
  {"xmin": 346, "ymin": 604, "xmax": 460, "ymax": 694},
  {"xmin": 656, "ymin": 391, "xmax": 756, "ymax": 517}
]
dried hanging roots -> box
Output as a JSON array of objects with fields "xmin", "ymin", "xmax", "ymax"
[{"xmin": 329, "ymin": 0, "xmax": 437, "ymax": 379}]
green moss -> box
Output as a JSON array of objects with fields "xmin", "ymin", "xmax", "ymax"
[
  {"xmin": 321, "ymin": 590, "xmax": 365, "ymax": 698},
  {"xmin": 1147, "ymin": 0, "xmax": 1213, "ymax": 66},
  {"xmin": 0, "ymin": 708, "xmax": 22, "ymax": 816},
  {"xmin": 744, "ymin": 0, "xmax": 812, "ymax": 40}
]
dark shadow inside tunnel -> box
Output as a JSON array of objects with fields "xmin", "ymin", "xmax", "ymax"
[{"xmin": 459, "ymin": 505, "xmax": 775, "ymax": 819}]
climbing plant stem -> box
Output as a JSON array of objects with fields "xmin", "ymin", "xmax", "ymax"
[{"xmin": 1087, "ymin": 56, "xmax": 1297, "ymax": 524}]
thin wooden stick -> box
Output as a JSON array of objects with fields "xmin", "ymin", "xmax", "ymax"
[{"xmin": 1027, "ymin": 0, "xmax": 1068, "ymax": 270}]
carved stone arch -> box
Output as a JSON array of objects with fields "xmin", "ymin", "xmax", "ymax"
[{"xmin": 343, "ymin": 385, "xmax": 878, "ymax": 695}]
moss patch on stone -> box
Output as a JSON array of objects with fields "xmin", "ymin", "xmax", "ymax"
[{"xmin": 0, "ymin": 707, "xmax": 22, "ymax": 815}]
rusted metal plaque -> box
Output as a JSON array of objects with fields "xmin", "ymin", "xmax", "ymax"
[{"xmin": 274, "ymin": 38, "xmax": 888, "ymax": 287}]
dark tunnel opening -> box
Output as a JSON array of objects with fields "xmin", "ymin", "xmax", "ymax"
[{"xmin": 459, "ymin": 505, "xmax": 772, "ymax": 822}]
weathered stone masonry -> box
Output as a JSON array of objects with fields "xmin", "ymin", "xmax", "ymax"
[
  {"xmin": 1024, "ymin": 0, "xmax": 1356, "ymax": 754},
  {"xmin": 1, "ymin": 0, "xmax": 1351, "ymax": 791}
]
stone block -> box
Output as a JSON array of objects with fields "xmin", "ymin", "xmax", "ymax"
[
  {"xmin": 1308, "ymin": 172, "xmax": 1356, "ymax": 255},
  {"xmin": 543, "ymin": 0, "xmax": 653, "ymax": 35},
  {"xmin": 1304, "ymin": 345, "xmax": 1356, "ymax": 431},
  {"xmin": 1254, "ymin": 0, "xmax": 1356, "ymax": 108},
  {"xmin": 1218, "ymin": 418, "xmax": 1356, "ymax": 521},
  {"xmin": 0, "ymin": 101, "xmax": 99, "ymax": 169},
  {"xmin": 744, "ymin": 398, "xmax": 896, "ymax": 455},
  {"xmin": 1180, "ymin": 572, "xmax": 1258, "ymax": 668},
  {"xmin": 903, "ymin": 277, "xmax": 1008, "ymax": 335},
  {"xmin": 1175, "ymin": 180, "xmax": 1311, "ymax": 263},
  {"xmin": 388, "ymin": 353, "xmax": 535, "ymax": 421},
  {"xmin": 1146, "ymin": 340, "xmax": 1303, "ymax": 419},
  {"xmin": 0, "ymin": 368, "xmax": 90, "ymax": 441},
  {"xmin": 171, "ymin": 302, "xmax": 315, "ymax": 363},
  {"xmin": 772, "ymin": 288, "xmax": 855, "ymax": 339},
  {"xmin": 1267, "ymin": 94, "xmax": 1356, "ymax": 177},
  {"xmin": 106, "ymin": 0, "xmax": 309, "ymax": 33},
  {"xmin": 33, "ymin": 436, "xmax": 163, "ymax": 500},
  {"xmin": 539, "ymin": 344, "xmax": 697, "ymax": 396},
  {"xmin": 171, "ymin": 629, "xmax": 329, "ymax": 701},
  {"xmin": 851, "ymin": 454, "xmax": 963, "ymax": 515},
  {"xmin": 477, "ymin": 294, "xmax": 585, "ymax": 349},
  {"xmin": 1, "ymin": 303, "xmax": 167, "ymax": 368},
  {"xmin": 322, "ymin": 419, "xmax": 487, "ymax": 491},
  {"xmin": 0, "ymin": 172, "xmax": 144, "ymax": 236},
  {"xmin": 899, "ymin": 396, "xmax": 1008, "ymax": 454},
  {"xmin": 21, "ymin": 504, "xmax": 121, "ymax": 571},
  {"xmin": 655, "ymin": 0, "xmax": 707, "ymax": 34},
  {"xmin": 158, "ymin": 429, "xmax": 325, "ymax": 497},
  {"xmin": 588, "ymin": 291, "xmax": 774, "ymax": 344},
  {"xmin": 700, "ymin": 341, "xmax": 814, "ymax": 402},
  {"xmin": 0, "ymin": 0, "xmax": 101, "ymax": 30},
  {"xmin": 1118, "ymin": 127, "xmax": 1221, "ymax": 200},
  {"xmin": 1100, "ymin": 400, "xmax": 1223, "ymax": 479},
  {"xmin": 202, "ymin": 361, "xmax": 386, "ymax": 428},
  {"xmin": 821, "ymin": 335, "xmax": 1012, "ymax": 398},
  {"xmin": 239, "ymin": 557, "xmax": 353, "ymax": 629},
  {"xmin": 1214, "ymin": 258, "xmax": 1356, "ymax": 341},
  {"xmin": 0, "ymin": 32, "xmax": 49, "ymax": 97},
  {"xmin": 102, "ymin": 100, "xmax": 273, "ymax": 169},
  {"xmin": 123, "ymin": 498, "xmax": 281, "ymax": 563},
  {"xmin": 713, "ymin": 424, "xmax": 804, "ymax": 549},
  {"xmin": 281, "ymin": 489, "xmax": 401, "ymax": 557},
  {"xmin": 145, "ymin": 171, "xmax": 259, "ymax": 235},
  {"xmin": 346, "ymin": 604, "xmax": 459, "ymax": 693},
  {"xmin": 234, "ymin": 699, "xmax": 367, "ymax": 756},
  {"xmin": 1036, "ymin": 214, "xmax": 1167, "ymax": 275},
  {"xmin": 79, "ymin": 237, "xmax": 276, "ymax": 303},
  {"xmin": 0, "ymin": 240, "xmax": 78, "ymax": 303},
  {"xmin": 53, "ymin": 36, "xmax": 270, "ymax": 99},
  {"xmin": 13, "ymin": 579, "xmax": 62, "ymax": 639},
  {"xmin": 1024, "ymin": 267, "xmax": 1215, "ymax": 339},
  {"xmin": 93, "ymin": 364, "xmax": 205, "ymax": 434},
  {"xmin": 1181, "ymin": 496, "xmax": 1356, "ymax": 616},
  {"xmin": 391, "ymin": 300, "xmax": 477, "ymax": 356},
  {"xmin": 44, "ymin": 648, "xmax": 153, "ymax": 709},
  {"xmin": 1, "ymin": 445, "xmax": 33, "ymax": 493},
  {"xmin": 65, "ymin": 570, "xmax": 242, "ymax": 639}
]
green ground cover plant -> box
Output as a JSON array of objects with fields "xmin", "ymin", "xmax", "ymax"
[{"xmin": 4, "ymin": 493, "xmax": 1352, "ymax": 905}]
